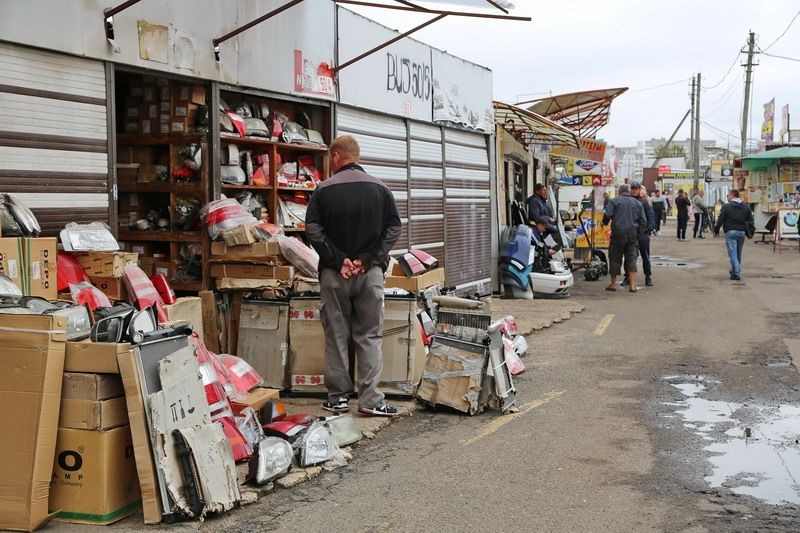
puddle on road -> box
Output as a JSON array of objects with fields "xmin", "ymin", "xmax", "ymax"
[
  {"xmin": 664, "ymin": 376, "xmax": 800, "ymax": 505},
  {"xmin": 651, "ymin": 255, "xmax": 703, "ymax": 269}
]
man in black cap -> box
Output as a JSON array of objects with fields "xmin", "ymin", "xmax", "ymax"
[{"xmin": 603, "ymin": 184, "xmax": 647, "ymax": 292}]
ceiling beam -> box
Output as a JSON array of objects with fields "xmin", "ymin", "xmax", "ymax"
[
  {"xmin": 333, "ymin": 1, "xmax": 531, "ymax": 21},
  {"xmin": 213, "ymin": 0, "xmax": 305, "ymax": 50}
]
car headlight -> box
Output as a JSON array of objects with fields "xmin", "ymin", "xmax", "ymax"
[{"xmin": 249, "ymin": 437, "xmax": 293, "ymax": 484}]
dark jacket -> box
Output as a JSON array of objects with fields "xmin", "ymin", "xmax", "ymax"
[
  {"xmin": 675, "ymin": 195, "xmax": 691, "ymax": 217},
  {"xmin": 527, "ymin": 193, "xmax": 553, "ymax": 225},
  {"xmin": 640, "ymin": 197, "xmax": 656, "ymax": 234},
  {"xmin": 714, "ymin": 200, "xmax": 753, "ymax": 233},
  {"xmin": 603, "ymin": 192, "xmax": 647, "ymax": 236},
  {"xmin": 306, "ymin": 163, "xmax": 402, "ymax": 270}
]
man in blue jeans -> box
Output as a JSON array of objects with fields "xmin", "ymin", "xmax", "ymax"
[{"xmin": 713, "ymin": 189, "xmax": 754, "ymax": 280}]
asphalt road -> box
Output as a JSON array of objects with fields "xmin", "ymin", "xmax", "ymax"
[{"xmin": 101, "ymin": 232, "xmax": 800, "ymax": 532}]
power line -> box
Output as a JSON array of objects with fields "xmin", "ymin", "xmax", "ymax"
[
  {"xmin": 629, "ymin": 77, "xmax": 692, "ymax": 93},
  {"xmin": 762, "ymin": 50, "xmax": 800, "ymax": 63},
  {"xmin": 702, "ymin": 50, "xmax": 741, "ymax": 90},
  {"xmin": 705, "ymin": 69, "xmax": 743, "ymax": 114},
  {"xmin": 762, "ymin": 9, "xmax": 800, "ymax": 51}
]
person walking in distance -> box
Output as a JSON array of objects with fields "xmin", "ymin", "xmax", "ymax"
[
  {"xmin": 692, "ymin": 189, "xmax": 708, "ymax": 238},
  {"xmin": 306, "ymin": 135, "xmax": 402, "ymax": 417},
  {"xmin": 713, "ymin": 189, "xmax": 754, "ymax": 281},
  {"xmin": 602, "ymin": 184, "xmax": 647, "ymax": 293},
  {"xmin": 675, "ymin": 189, "xmax": 691, "ymax": 240},
  {"xmin": 651, "ymin": 189, "xmax": 667, "ymax": 234},
  {"xmin": 635, "ymin": 183, "xmax": 656, "ymax": 286}
]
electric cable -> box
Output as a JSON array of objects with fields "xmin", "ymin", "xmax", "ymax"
[
  {"xmin": 762, "ymin": 9, "xmax": 800, "ymax": 51},
  {"xmin": 702, "ymin": 50, "xmax": 741, "ymax": 90},
  {"xmin": 761, "ymin": 51, "xmax": 800, "ymax": 63},
  {"xmin": 629, "ymin": 77, "xmax": 692, "ymax": 93},
  {"xmin": 705, "ymin": 71, "xmax": 744, "ymax": 118}
]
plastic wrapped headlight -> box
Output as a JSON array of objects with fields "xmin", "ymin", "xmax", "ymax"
[
  {"xmin": 300, "ymin": 422, "xmax": 338, "ymax": 467},
  {"xmin": 324, "ymin": 414, "xmax": 363, "ymax": 447}
]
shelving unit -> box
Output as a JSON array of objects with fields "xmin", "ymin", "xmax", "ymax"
[
  {"xmin": 217, "ymin": 90, "xmax": 331, "ymax": 236},
  {"xmin": 114, "ymin": 71, "xmax": 211, "ymax": 292}
]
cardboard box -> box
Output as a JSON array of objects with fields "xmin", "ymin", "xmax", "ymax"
[
  {"xmin": 141, "ymin": 102, "xmax": 158, "ymax": 119},
  {"xmin": 49, "ymin": 426, "xmax": 141, "ymax": 525},
  {"xmin": 59, "ymin": 397, "xmax": 128, "ymax": 430},
  {"xmin": 90, "ymin": 276, "xmax": 127, "ymax": 301},
  {"xmin": 415, "ymin": 335, "xmax": 487, "ymax": 415},
  {"xmin": 378, "ymin": 298, "xmax": 427, "ymax": 396},
  {"xmin": 22, "ymin": 237, "xmax": 57, "ymax": 300},
  {"xmin": 65, "ymin": 341, "xmax": 131, "ymax": 374},
  {"xmin": 139, "ymin": 118, "xmax": 156, "ymax": 135},
  {"xmin": 171, "ymin": 84, "xmax": 204, "ymax": 104},
  {"xmin": 116, "ymin": 351, "xmax": 162, "ymax": 524},
  {"xmin": 74, "ymin": 251, "xmax": 138, "ymax": 278},
  {"xmin": 230, "ymin": 387, "xmax": 280, "ymax": 415},
  {"xmin": 238, "ymin": 302, "xmax": 290, "ymax": 389},
  {"xmin": 62, "ymin": 373, "xmax": 123, "ymax": 401},
  {"xmin": 163, "ymin": 297, "xmax": 204, "ymax": 341},
  {"xmin": 153, "ymin": 261, "xmax": 171, "ymax": 277},
  {"xmin": 220, "ymin": 222, "xmax": 259, "ymax": 246},
  {"xmin": 171, "ymin": 101, "xmax": 199, "ymax": 119},
  {"xmin": 0, "ymin": 314, "xmax": 67, "ymax": 531},
  {"xmin": 293, "ymin": 276, "xmax": 320, "ymax": 295},
  {"xmin": 211, "ymin": 240, "xmax": 282, "ymax": 259},
  {"xmin": 0, "ymin": 237, "xmax": 23, "ymax": 292},
  {"xmin": 289, "ymin": 298, "xmax": 325, "ymax": 392},
  {"xmin": 384, "ymin": 267, "xmax": 445, "ymax": 292},
  {"xmin": 211, "ymin": 263, "xmax": 294, "ymax": 280}
]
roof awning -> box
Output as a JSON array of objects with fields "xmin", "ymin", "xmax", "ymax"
[
  {"xmin": 494, "ymin": 101, "xmax": 580, "ymax": 148},
  {"xmin": 519, "ymin": 87, "xmax": 628, "ymax": 138},
  {"xmin": 741, "ymin": 146, "xmax": 800, "ymax": 161}
]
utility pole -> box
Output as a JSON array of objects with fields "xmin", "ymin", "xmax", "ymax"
[
  {"xmin": 690, "ymin": 77, "xmax": 696, "ymax": 168},
  {"xmin": 694, "ymin": 72, "xmax": 701, "ymax": 194},
  {"xmin": 741, "ymin": 30, "xmax": 758, "ymax": 157}
]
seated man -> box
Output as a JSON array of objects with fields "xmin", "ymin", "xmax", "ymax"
[{"xmin": 531, "ymin": 219, "xmax": 556, "ymax": 273}]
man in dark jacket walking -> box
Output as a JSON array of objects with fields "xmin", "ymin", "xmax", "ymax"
[
  {"xmin": 714, "ymin": 189, "xmax": 754, "ymax": 280},
  {"xmin": 675, "ymin": 189, "xmax": 691, "ymax": 240},
  {"xmin": 306, "ymin": 135, "xmax": 402, "ymax": 417},
  {"xmin": 624, "ymin": 183, "xmax": 656, "ymax": 287},
  {"xmin": 603, "ymin": 184, "xmax": 647, "ymax": 292}
]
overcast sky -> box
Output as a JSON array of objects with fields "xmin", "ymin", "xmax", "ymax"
[{"xmin": 348, "ymin": 1, "xmax": 800, "ymax": 149}]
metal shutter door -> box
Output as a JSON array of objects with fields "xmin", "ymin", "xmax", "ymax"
[
  {"xmin": 444, "ymin": 129, "xmax": 491, "ymax": 293},
  {"xmin": 408, "ymin": 121, "xmax": 445, "ymax": 266},
  {"xmin": 336, "ymin": 105, "xmax": 409, "ymax": 252},
  {"xmin": 0, "ymin": 42, "xmax": 108, "ymax": 235}
]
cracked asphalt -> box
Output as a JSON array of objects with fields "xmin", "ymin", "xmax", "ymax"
[{"xmin": 58, "ymin": 233, "xmax": 800, "ymax": 532}]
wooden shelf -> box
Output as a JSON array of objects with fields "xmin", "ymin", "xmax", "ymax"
[
  {"xmin": 118, "ymin": 230, "xmax": 202, "ymax": 242},
  {"xmin": 119, "ymin": 182, "xmax": 203, "ymax": 193},
  {"xmin": 117, "ymin": 133, "xmax": 205, "ymax": 146},
  {"xmin": 220, "ymin": 134, "xmax": 328, "ymax": 153},
  {"xmin": 277, "ymin": 186, "xmax": 315, "ymax": 192},
  {"xmin": 282, "ymin": 227, "xmax": 306, "ymax": 233},
  {"xmin": 220, "ymin": 184, "xmax": 273, "ymax": 191},
  {"xmin": 171, "ymin": 280, "xmax": 204, "ymax": 291}
]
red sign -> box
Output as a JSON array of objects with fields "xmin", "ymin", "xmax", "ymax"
[{"xmin": 657, "ymin": 165, "xmax": 671, "ymax": 176}]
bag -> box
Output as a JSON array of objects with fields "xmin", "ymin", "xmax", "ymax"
[{"xmin": 746, "ymin": 220, "xmax": 755, "ymax": 239}]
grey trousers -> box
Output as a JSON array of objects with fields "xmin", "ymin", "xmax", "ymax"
[{"xmin": 320, "ymin": 266, "xmax": 385, "ymax": 409}]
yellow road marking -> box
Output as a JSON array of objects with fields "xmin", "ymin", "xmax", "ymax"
[
  {"xmin": 462, "ymin": 390, "xmax": 566, "ymax": 446},
  {"xmin": 594, "ymin": 314, "xmax": 615, "ymax": 336}
]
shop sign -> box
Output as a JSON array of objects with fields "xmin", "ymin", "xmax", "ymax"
[
  {"xmin": 432, "ymin": 49, "xmax": 493, "ymax": 133},
  {"xmin": 575, "ymin": 212, "xmax": 610, "ymax": 249},
  {"xmin": 548, "ymin": 138, "xmax": 607, "ymax": 163},
  {"xmin": 338, "ymin": 8, "xmax": 433, "ymax": 122},
  {"xmin": 294, "ymin": 50, "xmax": 335, "ymax": 98},
  {"xmin": 565, "ymin": 158, "xmax": 603, "ymax": 176},
  {"xmin": 658, "ymin": 165, "xmax": 671, "ymax": 176}
]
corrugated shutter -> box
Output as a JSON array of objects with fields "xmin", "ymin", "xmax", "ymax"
[
  {"xmin": 408, "ymin": 121, "xmax": 444, "ymax": 269},
  {"xmin": 444, "ymin": 129, "xmax": 491, "ymax": 292},
  {"xmin": 336, "ymin": 105, "xmax": 409, "ymax": 252},
  {"xmin": 0, "ymin": 42, "xmax": 108, "ymax": 235}
]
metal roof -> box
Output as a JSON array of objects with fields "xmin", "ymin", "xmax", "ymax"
[
  {"xmin": 741, "ymin": 146, "xmax": 800, "ymax": 161},
  {"xmin": 493, "ymin": 101, "xmax": 580, "ymax": 148},
  {"xmin": 520, "ymin": 87, "xmax": 628, "ymax": 138}
]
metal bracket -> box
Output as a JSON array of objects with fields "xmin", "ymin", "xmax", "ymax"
[
  {"xmin": 212, "ymin": 0, "xmax": 306, "ymax": 61},
  {"xmin": 103, "ymin": 0, "xmax": 143, "ymax": 40}
]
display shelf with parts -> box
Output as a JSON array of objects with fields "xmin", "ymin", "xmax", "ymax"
[
  {"xmin": 217, "ymin": 89, "xmax": 331, "ymax": 236},
  {"xmin": 114, "ymin": 69, "xmax": 211, "ymax": 292}
]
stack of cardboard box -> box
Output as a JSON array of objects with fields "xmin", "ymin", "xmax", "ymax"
[
  {"xmin": 72, "ymin": 251, "xmax": 139, "ymax": 302},
  {"xmin": 49, "ymin": 341, "xmax": 141, "ymax": 525},
  {"xmin": 122, "ymin": 76, "xmax": 206, "ymax": 137},
  {"xmin": 0, "ymin": 236, "xmax": 57, "ymax": 299},
  {"xmin": 210, "ymin": 241, "xmax": 295, "ymax": 288}
]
